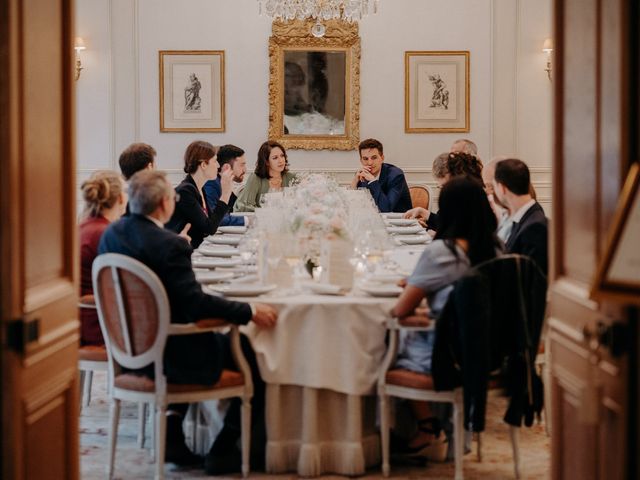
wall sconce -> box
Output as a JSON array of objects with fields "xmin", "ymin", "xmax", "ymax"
[
  {"xmin": 542, "ymin": 38, "xmax": 553, "ymax": 81},
  {"xmin": 74, "ymin": 37, "xmax": 86, "ymax": 81}
]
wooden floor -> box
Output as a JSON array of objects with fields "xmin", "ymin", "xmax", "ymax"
[{"xmin": 80, "ymin": 372, "xmax": 550, "ymax": 479}]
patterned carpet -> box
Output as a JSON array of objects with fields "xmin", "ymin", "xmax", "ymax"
[{"xmin": 80, "ymin": 372, "xmax": 550, "ymax": 479}]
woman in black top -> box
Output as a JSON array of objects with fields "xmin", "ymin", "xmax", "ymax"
[{"xmin": 166, "ymin": 140, "xmax": 234, "ymax": 248}]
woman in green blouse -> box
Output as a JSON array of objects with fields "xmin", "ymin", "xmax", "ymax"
[{"xmin": 234, "ymin": 140, "xmax": 297, "ymax": 212}]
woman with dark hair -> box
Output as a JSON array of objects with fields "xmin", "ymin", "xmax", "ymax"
[
  {"xmin": 79, "ymin": 170, "xmax": 128, "ymax": 345},
  {"xmin": 390, "ymin": 176, "xmax": 501, "ymax": 459},
  {"xmin": 404, "ymin": 151, "xmax": 484, "ymax": 231},
  {"xmin": 234, "ymin": 140, "xmax": 297, "ymax": 212},
  {"xmin": 166, "ymin": 140, "xmax": 234, "ymax": 248}
]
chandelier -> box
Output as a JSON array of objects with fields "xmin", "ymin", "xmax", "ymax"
[{"xmin": 257, "ymin": 0, "xmax": 380, "ymax": 37}]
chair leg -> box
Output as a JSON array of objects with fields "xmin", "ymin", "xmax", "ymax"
[
  {"xmin": 453, "ymin": 395, "xmax": 464, "ymax": 480},
  {"xmin": 79, "ymin": 370, "xmax": 86, "ymax": 409},
  {"xmin": 82, "ymin": 370, "xmax": 93, "ymax": 407},
  {"xmin": 240, "ymin": 397, "xmax": 251, "ymax": 478},
  {"xmin": 138, "ymin": 403, "xmax": 148, "ymax": 448},
  {"xmin": 477, "ymin": 432, "xmax": 482, "ymax": 462},
  {"xmin": 107, "ymin": 399, "xmax": 121, "ymax": 479},
  {"xmin": 379, "ymin": 394, "xmax": 390, "ymax": 477},
  {"xmin": 155, "ymin": 403, "xmax": 166, "ymax": 480},
  {"xmin": 510, "ymin": 426, "xmax": 521, "ymax": 479}
]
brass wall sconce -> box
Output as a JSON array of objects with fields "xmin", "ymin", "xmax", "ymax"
[
  {"xmin": 542, "ymin": 38, "xmax": 553, "ymax": 81},
  {"xmin": 75, "ymin": 37, "xmax": 86, "ymax": 81}
]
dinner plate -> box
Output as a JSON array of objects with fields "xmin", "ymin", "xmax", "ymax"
[
  {"xmin": 309, "ymin": 283, "xmax": 346, "ymax": 296},
  {"xmin": 397, "ymin": 234, "xmax": 431, "ymax": 245},
  {"xmin": 380, "ymin": 212, "xmax": 404, "ymax": 219},
  {"xmin": 208, "ymin": 234, "xmax": 243, "ymax": 246},
  {"xmin": 387, "ymin": 218, "xmax": 419, "ymax": 226},
  {"xmin": 195, "ymin": 271, "xmax": 235, "ymax": 284},
  {"xmin": 387, "ymin": 225, "xmax": 424, "ymax": 235},
  {"xmin": 209, "ymin": 283, "xmax": 277, "ymax": 297},
  {"xmin": 217, "ymin": 225, "xmax": 247, "ymax": 234},
  {"xmin": 360, "ymin": 284, "xmax": 403, "ymax": 297},
  {"xmin": 230, "ymin": 211, "xmax": 254, "ymax": 217},
  {"xmin": 197, "ymin": 245, "xmax": 239, "ymax": 257},
  {"xmin": 369, "ymin": 272, "xmax": 405, "ymax": 284},
  {"xmin": 192, "ymin": 257, "xmax": 242, "ymax": 268}
]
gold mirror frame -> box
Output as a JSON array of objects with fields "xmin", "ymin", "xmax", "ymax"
[{"xmin": 268, "ymin": 20, "xmax": 361, "ymax": 150}]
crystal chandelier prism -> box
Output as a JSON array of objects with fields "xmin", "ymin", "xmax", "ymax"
[{"xmin": 257, "ymin": 0, "xmax": 379, "ymax": 36}]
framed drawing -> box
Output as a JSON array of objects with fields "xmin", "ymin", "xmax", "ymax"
[
  {"xmin": 268, "ymin": 20, "xmax": 361, "ymax": 150},
  {"xmin": 591, "ymin": 162, "xmax": 640, "ymax": 305},
  {"xmin": 405, "ymin": 51, "xmax": 470, "ymax": 133},
  {"xmin": 159, "ymin": 50, "xmax": 225, "ymax": 132}
]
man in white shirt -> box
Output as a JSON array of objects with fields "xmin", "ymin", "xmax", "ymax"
[{"xmin": 492, "ymin": 159, "xmax": 548, "ymax": 274}]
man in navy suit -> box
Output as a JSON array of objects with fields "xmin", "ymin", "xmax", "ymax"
[
  {"xmin": 493, "ymin": 158, "xmax": 549, "ymax": 275},
  {"xmin": 350, "ymin": 138, "xmax": 412, "ymax": 213},
  {"xmin": 203, "ymin": 144, "xmax": 248, "ymax": 226},
  {"xmin": 99, "ymin": 170, "xmax": 278, "ymax": 473}
]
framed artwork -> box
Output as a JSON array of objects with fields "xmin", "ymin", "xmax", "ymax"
[
  {"xmin": 405, "ymin": 51, "xmax": 470, "ymax": 133},
  {"xmin": 591, "ymin": 163, "xmax": 640, "ymax": 305},
  {"xmin": 268, "ymin": 20, "xmax": 361, "ymax": 150},
  {"xmin": 159, "ymin": 50, "xmax": 225, "ymax": 132}
]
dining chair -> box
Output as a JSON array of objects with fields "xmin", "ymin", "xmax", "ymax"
[
  {"xmin": 78, "ymin": 294, "xmax": 150, "ymax": 448},
  {"xmin": 92, "ymin": 253, "xmax": 253, "ymax": 480},
  {"xmin": 409, "ymin": 185, "xmax": 431, "ymax": 210},
  {"xmin": 377, "ymin": 315, "xmax": 465, "ymax": 480}
]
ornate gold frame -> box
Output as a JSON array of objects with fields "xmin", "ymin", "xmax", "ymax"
[{"xmin": 268, "ymin": 20, "xmax": 361, "ymax": 150}]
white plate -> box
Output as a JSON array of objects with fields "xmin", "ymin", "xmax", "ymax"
[
  {"xmin": 209, "ymin": 283, "xmax": 277, "ymax": 297},
  {"xmin": 387, "ymin": 225, "xmax": 424, "ymax": 235},
  {"xmin": 387, "ymin": 218, "xmax": 419, "ymax": 226},
  {"xmin": 209, "ymin": 235, "xmax": 243, "ymax": 246},
  {"xmin": 369, "ymin": 272, "xmax": 405, "ymax": 284},
  {"xmin": 360, "ymin": 284, "xmax": 403, "ymax": 297},
  {"xmin": 380, "ymin": 212, "xmax": 404, "ymax": 219},
  {"xmin": 218, "ymin": 226, "xmax": 247, "ymax": 234},
  {"xmin": 198, "ymin": 245, "xmax": 239, "ymax": 257},
  {"xmin": 192, "ymin": 257, "xmax": 242, "ymax": 268},
  {"xmin": 230, "ymin": 211, "xmax": 254, "ymax": 217},
  {"xmin": 397, "ymin": 234, "xmax": 431, "ymax": 245},
  {"xmin": 195, "ymin": 271, "xmax": 235, "ymax": 284},
  {"xmin": 226, "ymin": 265, "xmax": 259, "ymax": 274},
  {"xmin": 309, "ymin": 283, "xmax": 346, "ymax": 296}
]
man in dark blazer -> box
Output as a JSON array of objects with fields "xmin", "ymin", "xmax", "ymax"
[
  {"xmin": 203, "ymin": 144, "xmax": 247, "ymax": 227},
  {"xmin": 99, "ymin": 170, "xmax": 278, "ymax": 472},
  {"xmin": 350, "ymin": 138, "xmax": 413, "ymax": 213},
  {"xmin": 493, "ymin": 158, "xmax": 549, "ymax": 275}
]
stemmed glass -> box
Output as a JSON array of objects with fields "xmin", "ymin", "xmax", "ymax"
[
  {"xmin": 238, "ymin": 233, "xmax": 259, "ymax": 279},
  {"xmin": 282, "ymin": 234, "xmax": 303, "ymax": 293}
]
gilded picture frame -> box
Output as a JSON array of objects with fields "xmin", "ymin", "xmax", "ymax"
[
  {"xmin": 405, "ymin": 51, "xmax": 470, "ymax": 133},
  {"xmin": 268, "ymin": 20, "xmax": 361, "ymax": 150},
  {"xmin": 159, "ymin": 50, "xmax": 225, "ymax": 132},
  {"xmin": 591, "ymin": 162, "xmax": 640, "ymax": 305}
]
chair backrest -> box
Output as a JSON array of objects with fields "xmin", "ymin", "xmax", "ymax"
[
  {"xmin": 409, "ymin": 185, "xmax": 430, "ymax": 210},
  {"xmin": 92, "ymin": 253, "xmax": 171, "ymax": 382}
]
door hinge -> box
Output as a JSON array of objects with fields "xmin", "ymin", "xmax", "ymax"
[{"xmin": 6, "ymin": 318, "xmax": 40, "ymax": 353}]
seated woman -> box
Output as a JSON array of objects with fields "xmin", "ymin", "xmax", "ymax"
[
  {"xmin": 404, "ymin": 151, "xmax": 483, "ymax": 231},
  {"xmin": 233, "ymin": 140, "xmax": 296, "ymax": 212},
  {"xmin": 166, "ymin": 140, "xmax": 234, "ymax": 248},
  {"xmin": 391, "ymin": 176, "xmax": 501, "ymax": 459},
  {"xmin": 79, "ymin": 170, "xmax": 128, "ymax": 346}
]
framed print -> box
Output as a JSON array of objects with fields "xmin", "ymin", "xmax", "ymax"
[
  {"xmin": 268, "ymin": 20, "xmax": 361, "ymax": 150},
  {"xmin": 159, "ymin": 50, "xmax": 225, "ymax": 132},
  {"xmin": 591, "ymin": 163, "xmax": 640, "ymax": 305},
  {"xmin": 405, "ymin": 51, "xmax": 469, "ymax": 133}
]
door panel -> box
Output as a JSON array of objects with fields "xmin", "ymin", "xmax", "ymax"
[
  {"xmin": 550, "ymin": 0, "xmax": 631, "ymax": 479},
  {"xmin": 0, "ymin": 0, "xmax": 79, "ymax": 479}
]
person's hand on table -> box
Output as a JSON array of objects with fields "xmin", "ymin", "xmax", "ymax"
[
  {"xmin": 179, "ymin": 223, "xmax": 192, "ymax": 243},
  {"xmin": 396, "ymin": 278, "xmax": 408, "ymax": 288},
  {"xmin": 404, "ymin": 207, "xmax": 429, "ymax": 221},
  {"xmin": 251, "ymin": 303, "xmax": 278, "ymax": 328}
]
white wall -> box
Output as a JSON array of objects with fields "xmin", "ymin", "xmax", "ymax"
[{"xmin": 75, "ymin": 0, "xmax": 552, "ymax": 213}]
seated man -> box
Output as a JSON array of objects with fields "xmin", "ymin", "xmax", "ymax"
[
  {"xmin": 203, "ymin": 144, "xmax": 247, "ymax": 226},
  {"xmin": 350, "ymin": 138, "xmax": 412, "ymax": 213},
  {"xmin": 118, "ymin": 142, "xmax": 156, "ymax": 181},
  {"xmin": 98, "ymin": 170, "xmax": 278, "ymax": 474},
  {"xmin": 492, "ymin": 158, "xmax": 548, "ymax": 274}
]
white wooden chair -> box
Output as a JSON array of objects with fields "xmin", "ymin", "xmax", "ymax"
[
  {"xmin": 377, "ymin": 316, "xmax": 465, "ymax": 480},
  {"xmin": 92, "ymin": 253, "xmax": 253, "ymax": 480}
]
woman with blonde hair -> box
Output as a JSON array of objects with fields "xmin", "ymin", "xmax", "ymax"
[{"xmin": 79, "ymin": 170, "xmax": 128, "ymax": 345}]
